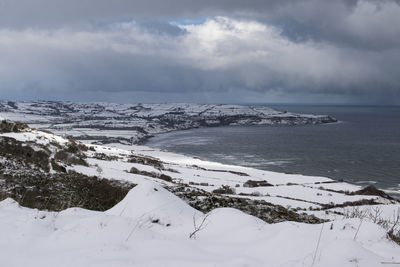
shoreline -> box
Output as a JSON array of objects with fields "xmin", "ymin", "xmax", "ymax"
[
  {"xmin": 1, "ymin": 101, "xmax": 398, "ymax": 198},
  {"xmin": 1, "ymin": 122, "xmax": 400, "ymax": 266},
  {"xmin": 142, "ymin": 124, "xmax": 400, "ymax": 199}
]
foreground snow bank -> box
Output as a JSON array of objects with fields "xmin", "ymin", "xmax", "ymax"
[
  {"xmin": 106, "ymin": 181, "xmax": 203, "ymax": 232},
  {"xmin": 1, "ymin": 127, "xmax": 399, "ymax": 266},
  {"xmin": 1, "ymin": 181, "xmax": 399, "ymax": 267}
]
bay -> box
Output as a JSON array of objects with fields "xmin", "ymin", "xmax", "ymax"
[{"xmin": 146, "ymin": 105, "xmax": 400, "ymax": 195}]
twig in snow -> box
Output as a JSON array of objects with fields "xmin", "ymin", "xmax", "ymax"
[
  {"xmin": 312, "ymin": 223, "xmax": 324, "ymax": 266},
  {"xmin": 354, "ymin": 219, "xmax": 363, "ymax": 241},
  {"xmin": 189, "ymin": 213, "xmax": 210, "ymax": 239}
]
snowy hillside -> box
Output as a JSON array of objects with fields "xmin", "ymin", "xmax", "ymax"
[
  {"xmin": 0, "ymin": 101, "xmax": 337, "ymax": 144},
  {"xmin": 1, "ymin": 115, "xmax": 399, "ymax": 266},
  {"xmin": 1, "ymin": 124, "xmax": 398, "ymax": 217},
  {"xmin": 1, "ymin": 182, "xmax": 400, "ymax": 266}
]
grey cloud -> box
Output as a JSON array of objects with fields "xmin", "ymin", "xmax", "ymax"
[
  {"xmin": 0, "ymin": 1, "xmax": 399, "ymax": 104},
  {"xmin": 1, "ymin": 0, "xmax": 399, "ymax": 50}
]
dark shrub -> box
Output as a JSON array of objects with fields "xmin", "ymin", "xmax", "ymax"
[
  {"xmin": 128, "ymin": 154, "xmax": 164, "ymax": 170},
  {"xmin": 243, "ymin": 180, "xmax": 273, "ymax": 188},
  {"xmin": 0, "ymin": 121, "xmax": 28, "ymax": 133},
  {"xmin": 129, "ymin": 167, "xmax": 173, "ymax": 182},
  {"xmin": 54, "ymin": 150, "xmax": 88, "ymax": 166},
  {"xmin": 212, "ymin": 185, "xmax": 236, "ymax": 195},
  {"xmin": 51, "ymin": 159, "xmax": 67, "ymax": 173},
  {"xmin": 0, "ymin": 171, "xmax": 135, "ymax": 211}
]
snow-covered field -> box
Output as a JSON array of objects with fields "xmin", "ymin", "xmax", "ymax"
[
  {"xmin": 1, "ymin": 126, "xmax": 400, "ymax": 266},
  {"xmin": 0, "ymin": 101, "xmax": 337, "ymax": 144}
]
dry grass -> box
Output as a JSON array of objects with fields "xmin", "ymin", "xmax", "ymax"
[{"xmin": 343, "ymin": 206, "xmax": 400, "ymax": 245}]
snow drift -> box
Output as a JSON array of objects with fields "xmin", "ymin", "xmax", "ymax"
[{"xmin": 1, "ymin": 180, "xmax": 399, "ymax": 267}]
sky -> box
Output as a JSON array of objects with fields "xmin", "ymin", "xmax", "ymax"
[{"xmin": 0, "ymin": 0, "xmax": 399, "ymax": 104}]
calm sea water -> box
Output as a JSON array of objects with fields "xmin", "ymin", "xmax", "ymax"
[{"xmin": 146, "ymin": 106, "xmax": 400, "ymax": 195}]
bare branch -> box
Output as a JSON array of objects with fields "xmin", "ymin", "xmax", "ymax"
[{"xmin": 189, "ymin": 213, "xmax": 210, "ymax": 239}]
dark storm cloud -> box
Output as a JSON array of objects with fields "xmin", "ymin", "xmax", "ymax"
[
  {"xmin": 2, "ymin": 0, "xmax": 398, "ymax": 48},
  {"xmin": 0, "ymin": 0, "xmax": 399, "ymax": 104}
]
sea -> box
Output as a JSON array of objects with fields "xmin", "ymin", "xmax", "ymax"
[{"xmin": 146, "ymin": 105, "xmax": 400, "ymax": 196}]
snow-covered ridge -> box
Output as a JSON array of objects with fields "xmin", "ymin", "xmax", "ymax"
[
  {"xmin": 1, "ymin": 186, "xmax": 399, "ymax": 267},
  {"xmin": 0, "ymin": 101, "xmax": 337, "ymax": 144},
  {"xmin": 1, "ymin": 125, "xmax": 400, "ymax": 266},
  {"xmin": 0, "ymin": 127, "xmax": 397, "ymax": 218}
]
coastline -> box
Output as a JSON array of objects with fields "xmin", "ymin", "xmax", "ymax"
[
  {"xmin": 144, "ymin": 139, "xmax": 399, "ymax": 200},
  {"xmin": 1, "ymin": 120, "xmax": 400, "ymax": 266},
  {"xmin": 1, "ymin": 101, "xmax": 398, "ymax": 201},
  {"xmin": 143, "ymin": 122, "xmax": 400, "ymax": 198},
  {"xmin": 0, "ymin": 101, "xmax": 338, "ymax": 145}
]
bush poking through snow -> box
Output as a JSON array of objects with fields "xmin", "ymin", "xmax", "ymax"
[
  {"xmin": 66, "ymin": 138, "xmax": 88, "ymax": 153},
  {"xmin": 54, "ymin": 150, "xmax": 88, "ymax": 166},
  {"xmin": 128, "ymin": 154, "xmax": 164, "ymax": 170},
  {"xmin": 351, "ymin": 185, "xmax": 394, "ymax": 200},
  {"xmin": 0, "ymin": 120, "xmax": 28, "ymax": 133},
  {"xmin": 243, "ymin": 180, "xmax": 273, "ymax": 187},
  {"xmin": 93, "ymin": 152, "xmax": 121, "ymax": 161},
  {"xmin": 0, "ymin": 170, "xmax": 135, "ymax": 211},
  {"xmin": 51, "ymin": 159, "xmax": 67, "ymax": 173},
  {"xmin": 342, "ymin": 206, "xmax": 400, "ymax": 245},
  {"xmin": 168, "ymin": 185, "xmax": 323, "ymax": 224},
  {"xmin": 0, "ymin": 136, "xmax": 51, "ymax": 172},
  {"xmin": 388, "ymin": 229, "xmax": 400, "ymax": 245},
  {"xmin": 387, "ymin": 210, "xmax": 400, "ymax": 245},
  {"xmin": 212, "ymin": 185, "xmax": 236, "ymax": 195},
  {"xmin": 129, "ymin": 167, "xmax": 173, "ymax": 182}
]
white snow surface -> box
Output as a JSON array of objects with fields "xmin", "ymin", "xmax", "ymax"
[
  {"xmin": 1, "ymin": 123, "xmax": 400, "ymax": 266},
  {"xmin": 106, "ymin": 181, "xmax": 203, "ymax": 231},
  {"xmin": 1, "ymin": 184, "xmax": 400, "ymax": 267}
]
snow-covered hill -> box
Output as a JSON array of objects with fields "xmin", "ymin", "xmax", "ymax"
[
  {"xmin": 1, "ymin": 183, "xmax": 399, "ymax": 266},
  {"xmin": 0, "ymin": 101, "xmax": 337, "ymax": 144},
  {"xmin": 1, "ymin": 112, "xmax": 399, "ymax": 266}
]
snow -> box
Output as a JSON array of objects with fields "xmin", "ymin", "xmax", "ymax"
[
  {"xmin": 0, "ymin": 101, "xmax": 336, "ymax": 144},
  {"xmin": 1, "ymin": 114, "xmax": 400, "ymax": 266},
  {"xmin": 1, "ymin": 129, "xmax": 396, "ymax": 212},
  {"xmin": 308, "ymin": 182, "xmax": 363, "ymax": 192},
  {"xmin": 1, "ymin": 129, "xmax": 69, "ymax": 146},
  {"xmin": 0, "ymin": 183, "xmax": 399, "ymax": 267},
  {"xmin": 331, "ymin": 204, "xmax": 400, "ymax": 222},
  {"xmin": 106, "ymin": 182, "xmax": 203, "ymax": 231}
]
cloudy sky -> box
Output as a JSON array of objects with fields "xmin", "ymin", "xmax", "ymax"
[{"xmin": 0, "ymin": 0, "xmax": 399, "ymax": 104}]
